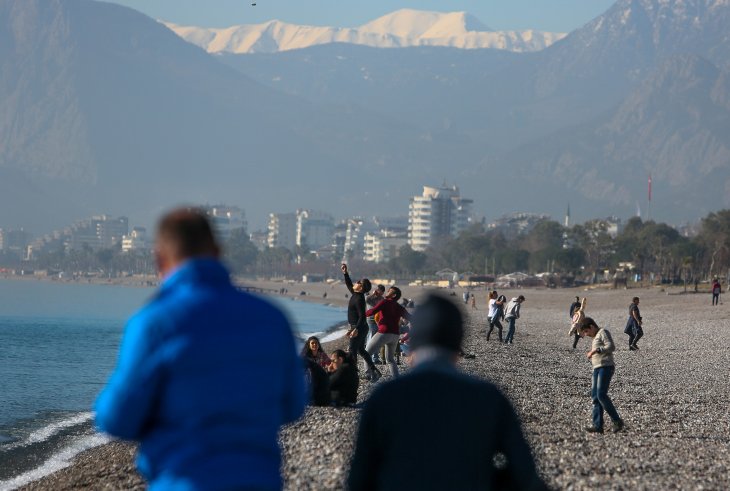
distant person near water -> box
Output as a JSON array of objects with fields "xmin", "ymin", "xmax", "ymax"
[
  {"xmin": 568, "ymin": 296, "xmax": 587, "ymax": 349},
  {"xmin": 348, "ymin": 293, "xmax": 548, "ymax": 491},
  {"xmin": 624, "ymin": 296, "xmax": 643, "ymax": 350},
  {"xmin": 503, "ymin": 295, "xmax": 525, "ymax": 344},
  {"xmin": 341, "ymin": 263, "xmax": 381, "ymax": 382},
  {"xmin": 712, "ymin": 278, "xmax": 722, "ymax": 306},
  {"xmin": 95, "ymin": 208, "xmax": 306, "ymax": 490},
  {"xmin": 579, "ymin": 317, "xmax": 625, "ymax": 434}
]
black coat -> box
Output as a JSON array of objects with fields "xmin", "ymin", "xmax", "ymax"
[{"xmin": 348, "ymin": 359, "xmax": 548, "ymax": 491}]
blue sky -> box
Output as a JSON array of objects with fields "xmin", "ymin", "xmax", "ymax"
[{"xmin": 106, "ymin": 0, "xmax": 617, "ymax": 32}]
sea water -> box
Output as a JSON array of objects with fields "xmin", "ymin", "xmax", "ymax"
[{"xmin": 0, "ymin": 279, "xmax": 345, "ymax": 490}]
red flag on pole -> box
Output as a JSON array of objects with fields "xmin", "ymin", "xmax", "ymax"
[{"xmin": 648, "ymin": 174, "xmax": 652, "ymax": 202}]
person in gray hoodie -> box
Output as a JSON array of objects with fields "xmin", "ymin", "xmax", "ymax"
[
  {"xmin": 579, "ymin": 317, "xmax": 625, "ymax": 434},
  {"xmin": 503, "ymin": 295, "xmax": 524, "ymax": 344}
]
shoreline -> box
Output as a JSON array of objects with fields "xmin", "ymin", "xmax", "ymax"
[{"xmin": 15, "ymin": 284, "xmax": 730, "ymax": 490}]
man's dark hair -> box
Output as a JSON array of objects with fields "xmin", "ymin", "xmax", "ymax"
[
  {"xmin": 360, "ymin": 279, "xmax": 372, "ymax": 293},
  {"xmin": 580, "ymin": 317, "xmax": 598, "ymax": 331},
  {"xmin": 632, "ymin": 296, "xmax": 640, "ymax": 303},
  {"xmin": 517, "ymin": 295, "xmax": 525, "ymax": 301},
  {"xmin": 409, "ymin": 293, "xmax": 464, "ymax": 352},
  {"xmin": 376, "ymin": 284, "xmax": 386, "ymax": 293},
  {"xmin": 157, "ymin": 208, "xmax": 219, "ymax": 259},
  {"xmin": 389, "ymin": 286, "xmax": 402, "ymax": 301}
]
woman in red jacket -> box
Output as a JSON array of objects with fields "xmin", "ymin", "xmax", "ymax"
[{"xmin": 365, "ymin": 286, "xmax": 411, "ymax": 379}]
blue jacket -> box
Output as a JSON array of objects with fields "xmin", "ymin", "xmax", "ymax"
[{"xmin": 95, "ymin": 259, "xmax": 306, "ymax": 491}]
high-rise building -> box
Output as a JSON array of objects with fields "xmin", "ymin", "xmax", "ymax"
[
  {"xmin": 267, "ymin": 210, "xmax": 334, "ymax": 252},
  {"xmin": 121, "ymin": 227, "xmax": 149, "ymax": 252},
  {"xmin": 203, "ymin": 205, "xmax": 247, "ymax": 241},
  {"xmin": 408, "ymin": 185, "xmax": 473, "ymax": 251},
  {"xmin": 267, "ymin": 212, "xmax": 297, "ymax": 251},
  {"xmin": 363, "ymin": 230, "xmax": 408, "ymax": 263},
  {"xmin": 66, "ymin": 215, "xmax": 129, "ymax": 251},
  {"xmin": 296, "ymin": 210, "xmax": 334, "ymax": 251}
]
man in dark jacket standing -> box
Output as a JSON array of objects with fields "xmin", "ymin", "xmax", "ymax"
[
  {"xmin": 95, "ymin": 209, "xmax": 306, "ymax": 491},
  {"xmin": 342, "ymin": 263, "xmax": 380, "ymax": 382},
  {"xmin": 348, "ymin": 293, "xmax": 547, "ymax": 491}
]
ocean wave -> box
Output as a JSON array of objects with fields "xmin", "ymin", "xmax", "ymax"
[
  {"xmin": 2, "ymin": 412, "xmax": 93, "ymax": 450},
  {"xmin": 0, "ymin": 433, "xmax": 110, "ymax": 491}
]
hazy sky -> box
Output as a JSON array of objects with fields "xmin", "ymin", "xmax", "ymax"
[{"xmin": 106, "ymin": 0, "xmax": 617, "ymax": 32}]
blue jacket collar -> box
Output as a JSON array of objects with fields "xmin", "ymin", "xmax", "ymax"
[{"xmin": 161, "ymin": 258, "xmax": 231, "ymax": 290}]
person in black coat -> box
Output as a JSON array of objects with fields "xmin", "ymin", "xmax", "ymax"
[
  {"xmin": 327, "ymin": 349, "xmax": 359, "ymax": 406},
  {"xmin": 348, "ymin": 293, "xmax": 548, "ymax": 491}
]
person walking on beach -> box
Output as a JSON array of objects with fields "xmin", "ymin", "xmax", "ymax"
[
  {"xmin": 568, "ymin": 296, "xmax": 587, "ymax": 349},
  {"xmin": 486, "ymin": 291, "xmax": 505, "ymax": 342},
  {"xmin": 341, "ymin": 263, "xmax": 381, "ymax": 382},
  {"xmin": 365, "ymin": 286, "xmax": 411, "ymax": 378},
  {"xmin": 366, "ymin": 284, "xmax": 386, "ymax": 364},
  {"xmin": 624, "ymin": 296, "xmax": 643, "ymax": 350},
  {"xmin": 579, "ymin": 317, "xmax": 625, "ymax": 434},
  {"xmin": 348, "ymin": 293, "xmax": 548, "ymax": 491},
  {"xmin": 95, "ymin": 208, "xmax": 306, "ymax": 491},
  {"xmin": 712, "ymin": 278, "xmax": 722, "ymax": 306},
  {"xmin": 503, "ymin": 295, "xmax": 525, "ymax": 345}
]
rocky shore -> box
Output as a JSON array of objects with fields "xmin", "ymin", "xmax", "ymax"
[{"xmin": 18, "ymin": 287, "xmax": 730, "ymax": 490}]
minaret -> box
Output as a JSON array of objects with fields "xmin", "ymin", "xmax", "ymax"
[{"xmin": 564, "ymin": 203, "xmax": 570, "ymax": 228}]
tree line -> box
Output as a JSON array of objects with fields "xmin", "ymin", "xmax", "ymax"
[{"xmin": 5, "ymin": 210, "xmax": 730, "ymax": 284}]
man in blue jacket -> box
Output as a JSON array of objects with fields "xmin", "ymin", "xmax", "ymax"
[{"xmin": 95, "ymin": 209, "xmax": 306, "ymax": 491}]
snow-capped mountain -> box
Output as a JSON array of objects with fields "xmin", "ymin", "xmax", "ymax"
[{"xmin": 164, "ymin": 9, "xmax": 566, "ymax": 54}]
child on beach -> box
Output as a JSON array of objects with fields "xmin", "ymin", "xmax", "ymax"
[
  {"xmin": 568, "ymin": 297, "xmax": 587, "ymax": 349},
  {"xmin": 579, "ymin": 317, "xmax": 624, "ymax": 434},
  {"xmin": 624, "ymin": 296, "xmax": 643, "ymax": 350}
]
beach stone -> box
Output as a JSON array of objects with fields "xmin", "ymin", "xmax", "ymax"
[{"xmin": 20, "ymin": 287, "xmax": 730, "ymax": 490}]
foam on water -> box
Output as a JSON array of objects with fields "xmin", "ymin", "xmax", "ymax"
[
  {"xmin": 10, "ymin": 412, "xmax": 94, "ymax": 449},
  {"xmin": 0, "ymin": 432, "xmax": 110, "ymax": 491}
]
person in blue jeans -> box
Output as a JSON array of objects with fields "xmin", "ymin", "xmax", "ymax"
[
  {"xmin": 579, "ymin": 317, "xmax": 624, "ymax": 434},
  {"xmin": 503, "ymin": 295, "xmax": 525, "ymax": 344}
]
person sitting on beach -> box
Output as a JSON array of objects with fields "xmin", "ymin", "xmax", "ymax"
[
  {"xmin": 327, "ymin": 349, "xmax": 359, "ymax": 406},
  {"xmin": 568, "ymin": 296, "xmax": 587, "ymax": 349},
  {"xmin": 303, "ymin": 357, "xmax": 331, "ymax": 407},
  {"xmin": 94, "ymin": 208, "xmax": 306, "ymax": 491},
  {"xmin": 348, "ymin": 293, "xmax": 548, "ymax": 491},
  {"xmin": 365, "ymin": 286, "xmax": 411, "ymax": 378},
  {"xmin": 301, "ymin": 335, "xmax": 331, "ymax": 369},
  {"xmin": 341, "ymin": 263, "xmax": 381, "ymax": 382}
]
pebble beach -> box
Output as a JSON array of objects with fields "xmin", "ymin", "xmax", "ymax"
[{"xmin": 17, "ymin": 285, "xmax": 730, "ymax": 490}]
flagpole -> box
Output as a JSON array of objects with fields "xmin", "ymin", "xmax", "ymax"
[{"xmin": 647, "ymin": 174, "xmax": 652, "ymax": 221}]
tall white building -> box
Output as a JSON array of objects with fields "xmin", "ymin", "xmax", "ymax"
[
  {"xmin": 204, "ymin": 205, "xmax": 247, "ymax": 240},
  {"xmin": 296, "ymin": 210, "xmax": 334, "ymax": 251},
  {"xmin": 363, "ymin": 230, "xmax": 408, "ymax": 263},
  {"xmin": 121, "ymin": 227, "xmax": 149, "ymax": 252},
  {"xmin": 408, "ymin": 185, "xmax": 473, "ymax": 251},
  {"xmin": 267, "ymin": 210, "xmax": 334, "ymax": 252},
  {"xmin": 267, "ymin": 212, "xmax": 297, "ymax": 250}
]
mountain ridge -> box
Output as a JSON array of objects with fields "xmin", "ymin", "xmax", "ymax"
[{"xmin": 163, "ymin": 9, "xmax": 566, "ymax": 54}]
